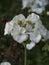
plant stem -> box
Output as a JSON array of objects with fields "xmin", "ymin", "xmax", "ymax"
[{"xmin": 24, "ymin": 44, "xmax": 26, "ymax": 65}]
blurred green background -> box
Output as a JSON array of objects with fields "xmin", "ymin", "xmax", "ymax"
[{"xmin": 0, "ymin": 0, "xmax": 49, "ymax": 65}]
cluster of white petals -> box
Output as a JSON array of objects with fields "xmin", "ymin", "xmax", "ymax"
[
  {"xmin": 0, "ymin": 62, "xmax": 11, "ymax": 65},
  {"xmin": 4, "ymin": 13, "xmax": 49, "ymax": 50},
  {"xmin": 22, "ymin": 0, "xmax": 48, "ymax": 14}
]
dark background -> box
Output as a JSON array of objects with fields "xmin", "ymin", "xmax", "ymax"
[{"xmin": 0, "ymin": 0, "xmax": 49, "ymax": 65}]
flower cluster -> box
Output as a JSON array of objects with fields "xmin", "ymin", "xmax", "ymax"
[
  {"xmin": 22, "ymin": 0, "xmax": 48, "ymax": 14},
  {"xmin": 4, "ymin": 13, "xmax": 49, "ymax": 50}
]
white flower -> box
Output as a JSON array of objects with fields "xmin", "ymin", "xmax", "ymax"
[
  {"xmin": 4, "ymin": 14, "xmax": 28, "ymax": 43},
  {"xmin": 0, "ymin": 62, "xmax": 11, "ymax": 65},
  {"xmin": 22, "ymin": 0, "xmax": 48, "ymax": 14},
  {"xmin": 4, "ymin": 13, "xmax": 49, "ymax": 50}
]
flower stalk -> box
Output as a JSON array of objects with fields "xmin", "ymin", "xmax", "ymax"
[{"xmin": 24, "ymin": 44, "xmax": 27, "ymax": 65}]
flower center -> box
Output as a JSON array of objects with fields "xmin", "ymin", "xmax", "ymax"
[
  {"xmin": 18, "ymin": 20, "xmax": 35, "ymax": 29},
  {"xmin": 18, "ymin": 20, "xmax": 26, "ymax": 27},
  {"xmin": 26, "ymin": 21, "xmax": 35, "ymax": 29}
]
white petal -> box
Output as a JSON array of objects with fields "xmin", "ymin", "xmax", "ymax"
[
  {"xmin": 13, "ymin": 34, "xmax": 28, "ymax": 43},
  {"xmin": 4, "ymin": 21, "xmax": 13, "ymax": 35},
  {"xmin": 30, "ymin": 32, "xmax": 41, "ymax": 43},
  {"xmin": 32, "ymin": 7, "xmax": 45, "ymax": 14},
  {"xmin": 26, "ymin": 42, "xmax": 35, "ymax": 50},
  {"xmin": 4, "ymin": 23, "xmax": 9, "ymax": 35},
  {"xmin": 18, "ymin": 14, "xmax": 25, "ymax": 22},
  {"xmin": 38, "ymin": 24, "xmax": 47, "ymax": 38},
  {"xmin": 13, "ymin": 14, "xmax": 25, "ymax": 24},
  {"xmin": 17, "ymin": 34, "xmax": 28, "ymax": 43},
  {"xmin": 11, "ymin": 25, "xmax": 21, "ymax": 36},
  {"xmin": 33, "ymin": 34, "xmax": 41, "ymax": 43},
  {"xmin": 0, "ymin": 62, "xmax": 11, "ymax": 65},
  {"xmin": 26, "ymin": 13, "xmax": 40, "ymax": 22}
]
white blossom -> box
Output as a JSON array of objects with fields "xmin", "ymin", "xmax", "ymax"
[
  {"xmin": 22, "ymin": 0, "xmax": 48, "ymax": 14},
  {"xmin": 0, "ymin": 62, "xmax": 11, "ymax": 65},
  {"xmin": 4, "ymin": 13, "xmax": 49, "ymax": 50}
]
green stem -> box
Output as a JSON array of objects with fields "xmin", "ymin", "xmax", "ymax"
[{"xmin": 24, "ymin": 44, "xmax": 26, "ymax": 65}]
